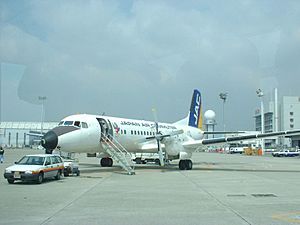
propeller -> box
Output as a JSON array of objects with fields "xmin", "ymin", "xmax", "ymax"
[{"xmin": 152, "ymin": 108, "xmax": 165, "ymax": 166}]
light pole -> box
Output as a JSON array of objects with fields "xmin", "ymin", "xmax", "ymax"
[
  {"xmin": 256, "ymin": 89, "xmax": 264, "ymax": 155},
  {"xmin": 219, "ymin": 92, "xmax": 228, "ymax": 132},
  {"xmin": 38, "ymin": 96, "xmax": 47, "ymax": 135}
]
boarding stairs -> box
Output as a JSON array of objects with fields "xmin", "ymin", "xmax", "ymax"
[{"xmin": 101, "ymin": 134, "xmax": 135, "ymax": 175}]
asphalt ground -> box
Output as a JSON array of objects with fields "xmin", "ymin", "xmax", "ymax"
[{"xmin": 1, "ymin": 148, "xmax": 300, "ymax": 225}]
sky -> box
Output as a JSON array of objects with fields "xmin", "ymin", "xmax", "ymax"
[{"xmin": 0, "ymin": 0, "xmax": 300, "ymax": 131}]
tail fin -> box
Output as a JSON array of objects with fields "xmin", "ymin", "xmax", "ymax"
[{"xmin": 188, "ymin": 89, "xmax": 203, "ymax": 129}]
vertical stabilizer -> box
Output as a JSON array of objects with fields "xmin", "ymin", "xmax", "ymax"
[{"xmin": 188, "ymin": 89, "xmax": 203, "ymax": 129}]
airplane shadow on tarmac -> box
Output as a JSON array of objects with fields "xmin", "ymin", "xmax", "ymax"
[{"xmin": 78, "ymin": 162, "xmax": 300, "ymax": 175}]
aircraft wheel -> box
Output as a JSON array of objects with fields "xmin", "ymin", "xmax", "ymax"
[
  {"xmin": 100, "ymin": 158, "xmax": 108, "ymax": 167},
  {"xmin": 101, "ymin": 158, "xmax": 113, "ymax": 167},
  {"xmin": 186, "ymin": 160, "xmax": 193, "ymax": 170},
  {"xmin": 107, "ymin": 158, "xmax": 113, "ymax": 167},
  {"xmin": 179, "ymin": 160, "xmax": 185, "ymax": 170}
]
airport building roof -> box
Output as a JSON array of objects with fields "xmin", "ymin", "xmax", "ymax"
[{"xmin": 0, "ymin": 122, "xmax": 58, "ymax": 130}]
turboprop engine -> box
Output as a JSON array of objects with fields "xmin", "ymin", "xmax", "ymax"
[{"xmin": 164, "ymin": 141, "xmax": 184, "ymax": 156}]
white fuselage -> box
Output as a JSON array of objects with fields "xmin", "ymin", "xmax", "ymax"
[{"xmin": 56, "ymin": 114, "xmax": 203, "ymax": 155}]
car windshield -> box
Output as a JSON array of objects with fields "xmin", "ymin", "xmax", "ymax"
[{"xmin": 18, "ymin": 156, "xmax": 45, "ymax": 165}]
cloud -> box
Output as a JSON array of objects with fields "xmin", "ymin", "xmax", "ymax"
[{"xmin": 1, "ymin": 0, "xmax": 300, "ymax": 130}]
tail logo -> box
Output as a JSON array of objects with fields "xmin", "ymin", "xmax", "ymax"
[
  {"xmin": 188, "ymin": 89, "xmax": 203, "ymax": 129},
  {"xmin": 193, "ymin": 93, "xmax": 201, "ymax": 126}
]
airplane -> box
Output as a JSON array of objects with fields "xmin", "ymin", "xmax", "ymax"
[{"xmin": 41, "ymin": 89, "xmax": 300, "ymax": 171}]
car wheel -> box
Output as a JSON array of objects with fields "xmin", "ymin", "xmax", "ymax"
[
  {"xmin": 135, "ymin": 158, "xmax": 142, "ymax": 164},
  {"xmin": 64, "ymin": 171, "xmax": 70, "ymax": 177},
  {"xmin": 36, "ymin": 173, "xmax": 44, "ymax": 184},
  {"xmin": 76, "ymin": 170, "xmax": 80, "ymax": 176},
  {"xmin": 7, "ymin": 179, "xmax": 14, "ymax": 184},
  {"xmin": 155, "ymin": 158, "xmax": 160, "ymax": 165},
  {"xmin": 55, "ymin": 170, "xmax": 61, "ymax": 180}
]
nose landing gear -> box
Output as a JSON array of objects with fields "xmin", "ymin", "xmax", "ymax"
[{"xmin": 100, "ymin": 157, "xmax": 113, "ymax": 167}]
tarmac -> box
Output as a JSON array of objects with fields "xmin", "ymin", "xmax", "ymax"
[{"xmin": 1, "ymin": 148, "xmax": 300, "ymax": 225}]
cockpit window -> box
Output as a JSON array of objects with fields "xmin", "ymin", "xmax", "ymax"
[
  {"xmin": 64, "ymin": 121, "xmax": 73, "ymax": 126},
  {"xmin": 74, "ymin": 121, "xmax": 81, "ymax": 127},
  {"xmin": 82, "ymin": 122, "xmax": 88, "ymax": 128},
  {"xmin": 58, "ymin": 121, "xmax": 64, "ymax": 126}
]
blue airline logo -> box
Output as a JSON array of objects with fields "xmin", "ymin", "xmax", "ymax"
[{"xmin": 188, "ymin": 89, "xmax": 202, "ymax": 129}]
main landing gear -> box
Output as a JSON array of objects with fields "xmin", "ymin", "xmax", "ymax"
[
  {"xmin": 100, "ymin": 157, "xmax": 113, "ymax": 167},
  {"xmin": 179, "ymin": 159, "xmax": 193, "ymax": 170}
]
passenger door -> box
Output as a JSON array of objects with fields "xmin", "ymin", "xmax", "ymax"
[
  {"xmin": 50, "ymin": 156, "xmax": 61, "ymax": 176},
  {"xmin": 44, "ymin": 156, "xmax": 54, "ymax": 178}
]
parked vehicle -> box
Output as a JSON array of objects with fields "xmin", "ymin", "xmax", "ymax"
[
  {"xmin": 133, "ymin": 153, "xmax": 160, "ymax": 164},
  {"xmin": 272, "ymin": 150, "xmax": 300, "ymax": 157},
  {"xmin": 4, "ymin": 154, "xmax": 64, "ymax": 184},
  {"xmin": 63, "ymin": 159, "xmax": 80, "ymax": 176},
  {"xmin": 229, "ymin": 147, "xmax": 244, "ymax": 154}
]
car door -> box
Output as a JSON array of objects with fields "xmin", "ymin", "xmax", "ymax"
[
  {"xmin": 50, "ymin": 156, "xmax": 60, "ymax": 176},
  {"xmin": 44, "ymin": 156, "xmax": 54, "ymax": 178}
]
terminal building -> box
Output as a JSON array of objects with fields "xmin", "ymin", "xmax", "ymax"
[
  {"xmin": 254, "ymin": 95, "xmax": 300, "ymax": 148},
  {"xmin": 0, "ymin": 122, "xmax": 57, "ymax": 148}
]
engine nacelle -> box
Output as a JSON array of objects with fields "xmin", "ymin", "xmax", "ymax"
[
  {"xmin": 164, "ymin": 141, "xmax": 184, "ymax": 156},
  {"xmin": 179, "ymin": 151, "xmax": 192, "ymax": 160},
  {"xmin": 188, "ymin": 127, "xmax": 203, "ymax": 140}
]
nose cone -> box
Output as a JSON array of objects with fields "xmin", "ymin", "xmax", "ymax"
[{"xmin": 41, "ymin": 130, "xmax": 58, "ymax": 150}]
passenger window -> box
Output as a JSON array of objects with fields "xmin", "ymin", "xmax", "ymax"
[
  {"xmin": 64, "ymin": 121, "xmax": 73, "ymax": 126},
  {"xmin": 45, "ymin": 157, "xmax": 51, "ymax": 166},
  {"xmin": 74, "ymin": 121, "xmax": 81, "ymax": 127},
  {"xmin": 124, "ymin": 130, "xmax": 126, "ymax": 135},
  {"xmin": 51, "ymin": 156, "xmax": 59, "ymax": 164},
  {"xmin": 131, "ymin": 130, "xmax": 133, "ymax": 135},
  {"xmin": 55, "ymin": 156, "xmax": 62, "ymax": 163},
  {"xmin": 82, "ymin": 122, "xmax": 88, "ymax": 128}
]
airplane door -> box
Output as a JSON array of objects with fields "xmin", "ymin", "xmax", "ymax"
[
  {"xmin": 96, "ymin": 118, "xmax": 113, "ymax": 142},
  {"xmin": 107, "ymin": 120, "xmax": 113, "ymax": 139}
]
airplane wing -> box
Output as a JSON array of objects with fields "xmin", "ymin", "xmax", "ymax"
[
  {"xmin": 183, "ymin": 129, "xmax": 300, "ymax": 149},
  {"xmin": 138, "ymin": 143, "xmax": 165, "ymax": 152},
  {"xmin": 203, "ymin": 131, "xmax": 245, "ymax": 134}
]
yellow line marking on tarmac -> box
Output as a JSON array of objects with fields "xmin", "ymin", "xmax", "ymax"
[{"xmin": 272, "ymin": 211, "xmax": 300, "ymax": 224}]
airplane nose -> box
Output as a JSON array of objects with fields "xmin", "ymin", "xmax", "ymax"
[{"xmin": 41, "ymin": 131, "xmax": 58, "ymax": 150}]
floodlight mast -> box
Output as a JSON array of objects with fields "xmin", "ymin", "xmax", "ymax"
[
  {"xmin": 38, "ymin": 96, "xmax": 47, "ymax": 135},
  {"xmin": 256, "ymin": 89, "xmax": 265, "ymax": 155},
  {"xmin": 219, "ymin": 92, "xmax": 228, "ymax": 132}
]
